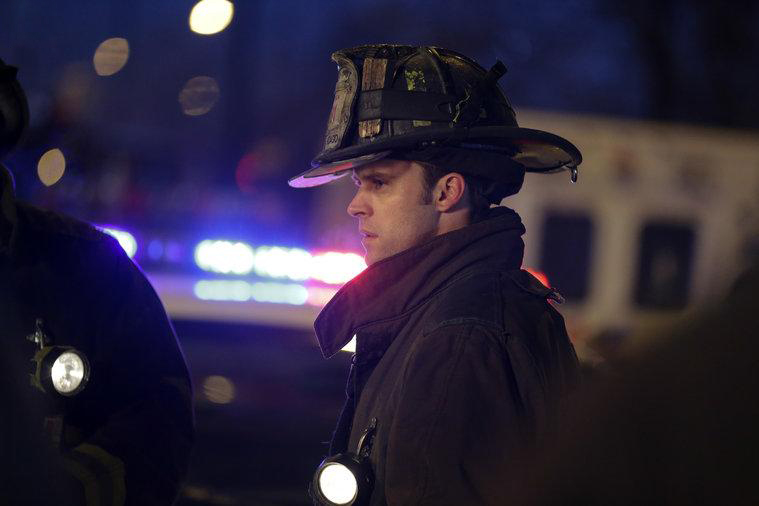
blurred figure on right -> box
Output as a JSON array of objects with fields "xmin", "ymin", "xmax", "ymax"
[{"xmin": 512, "ymin": 262, "xmax": 758, "ymax": 505}]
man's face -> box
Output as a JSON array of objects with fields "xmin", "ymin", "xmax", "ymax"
[{"xmin": 348, "ymin": 159, "xmax": 438, "ymax": 266}]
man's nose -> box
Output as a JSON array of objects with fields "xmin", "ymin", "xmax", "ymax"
[{"xmin": 347, "ymin": 190, "xmax": 369, "ymax": 218}]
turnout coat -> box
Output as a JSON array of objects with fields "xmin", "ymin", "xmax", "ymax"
[
  {"xmin": 0, "ymin": 166, "xmax": 193, "ymax": 505},
  {"xmin": 315, "ymin": 207, "xmax": 579, "ymax": 506}
]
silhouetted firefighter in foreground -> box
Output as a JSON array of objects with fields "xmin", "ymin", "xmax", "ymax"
[{"xmin": 0, "ymin": 57, "xmax": 194, "ymax": 506}]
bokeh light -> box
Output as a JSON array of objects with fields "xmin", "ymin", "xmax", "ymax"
[
  {"xmin": 250, "ymin": 282, "xmax": 308, "ymax": 305},
  {"xmin": 234, "ymin": 151, "xmax": 259, "ymax": 194},
  {"xmin": 92, "ymin": 37, "xmax": 129, "ymax": 76},
  {"xmin": 235, "ymin": 137, "xmax": 289, "ymax": 194},
  {"xmin": 147, "ymin": 239, "xmax": 164, "ymax": 260},
  {"xmin": 194, "ymin": 239, "xmax": 255, "ymax": 275},
  {"xmin": 164, "ymin": 241, "xmax": 184, "ymax": 263},
  {"xmin": 193, "ymin": 279, "xmax": 309, "ymax": 305},
  {"xmin": 179, "ymin": 76, "xmax": 220, "ymax": 116},
  {"xmin": 202, "ymin": 375, "xmax": 236, "ymax": 404},
  {"xmin": 310, "ymin": 252, "xmax": 366, "ymax": 284},
  {"xmin": 525, "ymin": 267, "xmax": 551, "ymax": 288},
  {"xmin": 194, "ymin": 280, "xmax": 251, "ymax": 301},
  {"xmin": 193, "ymin": 240, "xmax": 364, "ymax": 284},
  {"xmin": 254, "ymin": 246, "xmax": 312, "ymax": 281},
  {"xmin": 37, "ymin": 148, "xmax": 66, "ymax": 186},
  {"xmin": 100, "ymin": 226, "xmax": 138, "ymax": 258},
  {"xmin": 189, "ymin": 0, "xmax": 234, "ymax": 35},
  {"xmin": 307, "ymin": 286, "xmax": 339, "ymax": 307}
]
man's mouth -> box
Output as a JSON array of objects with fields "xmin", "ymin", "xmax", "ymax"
[{"xmin": 360, "ymin": 230, "xmax": 377, "ymax": 238}]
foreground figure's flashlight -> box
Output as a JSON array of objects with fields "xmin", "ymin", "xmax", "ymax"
[
  {"xmin": 32, "ymin": 346, "xmax": 90, "ymax": 396},
  {"xmin": 50, "ymin": 350, "xmax": 88, "ymax": 394},
  {"xmin": 26, "ymin": 319, "xmax": 90, "ymax": 396},
  {"xmin": 311, "ymin": 418, "xmax": 376, "ymax": 506}
]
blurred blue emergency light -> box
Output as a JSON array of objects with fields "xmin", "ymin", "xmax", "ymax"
[{"xmin": 194, "ymin": 239, "xmax": 255, "ymax": 275}]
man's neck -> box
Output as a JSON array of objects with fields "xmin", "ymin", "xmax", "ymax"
[{"xmin": 434, "ymin": 207, "xmax": 471, "ymax": 237}]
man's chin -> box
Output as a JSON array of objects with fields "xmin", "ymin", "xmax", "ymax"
[{"xmin": 363, "ymin": 247, "xmax": 383, "ymax": 267}]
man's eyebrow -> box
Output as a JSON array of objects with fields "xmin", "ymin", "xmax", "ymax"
[{"xmin": 353, "ymin": 169, "xmax": 398, "ymax": 183}]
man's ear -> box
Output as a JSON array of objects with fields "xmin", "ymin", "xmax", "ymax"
[{"xmin": 434, "ymin": 172, "xmax": 467, "ymax": 212}]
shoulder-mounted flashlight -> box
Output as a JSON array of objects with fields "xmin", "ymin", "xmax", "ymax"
[
  {"xmin": 27, "ymin": 319, "xmax": 90, "ymax": 396},
  {"xmin": 311, "ymin": 417, "xmax": 377, "ymax": 506}
]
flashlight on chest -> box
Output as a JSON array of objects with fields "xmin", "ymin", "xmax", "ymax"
[
  {"xmin": 311, "ymin": 418, "xmax": 377, "ymax": 506},
  {"xmin": 27, "ymin": 319, "xmax": 90, "ymax": 396}
]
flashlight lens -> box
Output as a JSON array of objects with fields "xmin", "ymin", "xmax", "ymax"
[
  {"xmin": 51, "ymin": 351, "xmax": 86, "ymax": 394},
  {"xmin": 318, "ymin": 462, "xmax": 358, "ymax": 505}
]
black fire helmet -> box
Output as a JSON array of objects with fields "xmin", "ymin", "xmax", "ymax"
[{"xmin": 289, "ymin": 45, "xmax": 582, "ymax": 202}]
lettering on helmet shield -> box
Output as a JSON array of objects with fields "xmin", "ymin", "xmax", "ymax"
[
  {"xmin": 324, "ymin": 54, "xmax": 359, "ymax": 152},
  {"xmin": 358, "ymin": 57, "xmax": 388, "ymax": 138}
]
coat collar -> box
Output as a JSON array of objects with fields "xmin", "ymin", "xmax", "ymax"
[{"xmin": 315, "ymin": 206, "xmax": 526, "ymax": 358}]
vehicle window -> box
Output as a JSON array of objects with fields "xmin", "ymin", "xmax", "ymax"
[
  {"xmin": 539, "ymin": 211, "xmax": 594, "ymax": 301},
  {"xmin": 634, "ymin": 221, "xmax": 696, "ymax": 310}
]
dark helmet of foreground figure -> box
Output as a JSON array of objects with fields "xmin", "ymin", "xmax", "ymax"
[
  {"xmin": 0, "ymin": 58, "xmax": 29, "ymax": 161},
  {"xmin": 288, "ymin": 44, "xmax": 582, "ymax": 202}
]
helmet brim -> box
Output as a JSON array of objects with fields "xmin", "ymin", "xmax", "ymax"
[
  {"xmin": 288, "ymin": 125, "xmax": 581, "ymax": 188},
  {"xmin": 288, "ymin": 150, "xmax": 392, "ymax": 188}
]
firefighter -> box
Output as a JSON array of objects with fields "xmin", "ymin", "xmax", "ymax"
[
  {"xmin": 289, "ymin": 45, "xmax": 582, "ymax": 505},
  {"xmin": 0, "ymin": 58, "xmax": 193, "ymax": 505}
]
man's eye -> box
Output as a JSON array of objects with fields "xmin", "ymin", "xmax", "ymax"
[{"xmin": 371, "ymin": 179, "xmax": 385, "ymax": 188}]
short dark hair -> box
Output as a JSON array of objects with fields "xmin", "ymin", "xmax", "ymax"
[{"xmin": 418, "ymin": 162, "xmax": 492, "ymax": 223}]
